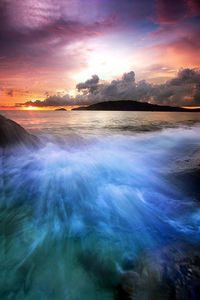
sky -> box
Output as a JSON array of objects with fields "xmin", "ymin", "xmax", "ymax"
[{"xmin": 0, "ymin": 0, "xmax": 200, "ymax": 109}]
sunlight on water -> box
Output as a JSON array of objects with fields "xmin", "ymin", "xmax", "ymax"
[{"xmin": 1, "ymin": 111, "xmax": 200, "ymax": 299}]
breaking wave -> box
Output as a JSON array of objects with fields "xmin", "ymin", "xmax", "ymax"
[{"xmin": 1, "ymin": 123, "xmax": 200, "ymax": 299}]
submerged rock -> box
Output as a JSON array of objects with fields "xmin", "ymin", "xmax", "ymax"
[
  {"xmin": 0, "ymin": 115, "xmax": 38, "ymax": 148},
  {"xmin": 116, "ymin": 248, "xmax": 200, "ymax": 300}
]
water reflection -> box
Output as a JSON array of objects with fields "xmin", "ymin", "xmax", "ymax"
[{"xmin": 1, "ymin": 110, "xmax": 200, "ymax": 136}]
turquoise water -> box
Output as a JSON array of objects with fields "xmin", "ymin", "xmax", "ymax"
[{"xmin": 1, "ymin": 111, "xmax": 200, "ymax": 299}]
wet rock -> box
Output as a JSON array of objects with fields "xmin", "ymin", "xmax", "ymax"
[
  {"xmin": 162, "ymin": 254, "xmax": 200, "ymax": 300},
  {"xmin": 0, "ymin": 115, "xmax": 38, "ymax": 148},
  {"xmin": 116, "ymin": 271, "xmax": 140, "ymax": 300},
  {"xmin": 116, "ymin": 247, "xmax": 200, "ymax": 300}
]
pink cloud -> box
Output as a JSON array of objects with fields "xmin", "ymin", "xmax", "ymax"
[{"xmin": 157, "ymin": 32, "xmax": 200, "ymax": 67}]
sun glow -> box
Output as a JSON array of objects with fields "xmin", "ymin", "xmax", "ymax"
[
  {"xmin": 27, "ymin": 106, "xmax": 39, "ymax": 110},
  {"xmin": 68, "ymin": 90, "xmax": 76, "ymax": 97},
  {"xmin": 182, "ymin": 106, "xmax": 200, "ymax": 109},
  {"xmin": 22, "ymin": 106, "xmax": 41, "ymax": 110},
  {"xmin": 75, "ymin": 44, "xmax": 134, "ymax": 82}
]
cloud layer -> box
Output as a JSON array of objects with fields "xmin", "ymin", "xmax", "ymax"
[
  {"xmin": 0, "ymin": 0, "xmax": 200, "ymax": 107},
  {"xmin": 17, "ymin": 68, "xmax": 200, "ymax": 107},
  {"xmin": 155, "ymin": 0, "xmax": 200, "ymax": 24}
]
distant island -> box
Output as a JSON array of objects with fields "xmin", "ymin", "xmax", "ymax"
[
  {"xmin": 55, "ymin": 108, "xmax": 67, "ymax": 111},
  {"xmin": 72, "ymin": 100, "xmax": 200, "ymax": 112}
]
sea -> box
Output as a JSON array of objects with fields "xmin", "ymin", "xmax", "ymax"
[{"xmin": 1, "ymin": 110, "xmax": 200, "ymax": 300}]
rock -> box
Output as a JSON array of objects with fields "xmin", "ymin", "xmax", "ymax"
[
  {"xmin": 116, "ymin": 271, "xmax": 140, "ymax": 300},
  {"xmin": 55, "ymin": 108, "xmax": 66, "ymax": 111},
  {"xmin": 0, "ymin": 115, "xmax": 38, "ymax": 148},
  {"xmin": 116, "ymin": 248, "xmax": 200, "ymax": 300}
]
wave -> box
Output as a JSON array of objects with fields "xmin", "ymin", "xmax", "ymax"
[{"xmin": 0, "ymin": 125, "xmax": 200, "ymax": 299}]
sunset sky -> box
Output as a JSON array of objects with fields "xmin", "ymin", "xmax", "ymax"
[{"xmin": 0, "ymin": 0, "xmax": 200, "ymax": 109}]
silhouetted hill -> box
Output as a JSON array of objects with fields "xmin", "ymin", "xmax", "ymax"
[
  {"xmin": 55, "ymin": 108, "xmax": 67, "ymax": 111},
  {"xmin": 72, "ymin": 100, "xmax": 200, "ymax": 112}
]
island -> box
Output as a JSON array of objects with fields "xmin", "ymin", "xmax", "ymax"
[
  {"xmin": 55, "ymin": 108, "xmax": 67, "ymax": 111},
  {"xmin": 72, "ymin": 100, "xmax": 200, "ymax": 112}
]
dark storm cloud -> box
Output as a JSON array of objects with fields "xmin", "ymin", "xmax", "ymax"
[
  {"xmin": 76, "ymin": 75, "xmax": 99, "ymax": 93},
  {"xmin": 151, "ymin": 68, "xmax": 200, "ymax": 106},
  {"xmin": 83, "ymin": 68, "xmax": 200, "ymax": 106},
  {"xmin": 122, "ymin": 72, "xmax": 135, "ymax": 82},
  {"xmin": 75, "ymin": 71, "xmax": 138, "ymax": 104},
  {"xmin": 16, "ymin": 71, "xmax": 150, "ymax": 107},
  {"xmin": 16, "ymin": 68, "xmax": 200, "ymax": 107},
  {"xmin": 73, "ymin": 71, "xmax": 152, "ymax": 105}
]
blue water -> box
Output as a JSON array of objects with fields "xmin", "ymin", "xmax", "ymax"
[{"xmin": 0, "ymin": 111, "xmax": 200, "ymax": 299}]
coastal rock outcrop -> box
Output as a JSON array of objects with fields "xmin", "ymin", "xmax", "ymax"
[
  {"xmin": 0, "ymin": 115, "xmax": 38, "ymax": 148},
  {"xmin": 116, "ymin": 248, "xmax": 200, "ymax": 300}
]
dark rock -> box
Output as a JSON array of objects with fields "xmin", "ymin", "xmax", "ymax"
[
  {"xmin": 0, "ymin": 115, "xmax": 38, "ymax": 148},
  {"xmin": 171, "ymin": 170, "xmax": 200, "ymax": 200},
  {"xmin": 116, "ymin": 271, "xmax": 140, "ymax": 300},
  {"xmin": 116, "ymin": 247, "xmax": 200, "ymax": 300}
]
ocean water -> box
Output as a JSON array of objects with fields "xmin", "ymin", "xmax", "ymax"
[{"xmin": 1, "ymin": 110, "xmax": 200, "ymax": 299}]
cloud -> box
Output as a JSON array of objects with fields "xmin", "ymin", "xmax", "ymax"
[
  {"xmin": 16, "ymin": 94, "xmax": 75, "ymax": 107},
  {"xmin": 75, "ymin": 71, "xmax": 139, "ymax": 104},
  {"xmin": 0, "ymin": 0, "xmax": 117, "ymax": 88},
  {"xmin": 16, "ymin": 68, "xmax": 200, "ymax": 108},
  {"xmin": 0, "ymin": 0, "xmax": 116, "ymax": 60},
  {"xmin": 76, "ymin": 75, "xmax": 99, "ymax": 93},
  {"xmin": 146, "ymin": 30, "xmax": 200, "ymax": 73},
  {"xmin": 150, "ymin": 68, "xmax": 200, "ymax": 106},
  {"xmin": 122, "ymin": 71, "xmax": 135, "ymax": 82},
  {"xmin": 0, "ymin": 0, "xmax": 120, "ymax": 107},
  {"xmin": 16, "ymin": 71, "xmax": 150, "ymax": 107},
  {"xmin": 1, "ymin": 0, "xmax": 200, "ymax": 109},
  {"xmin": 155, "ymin": 0, "xmax": 200, "ymax": 24}
]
